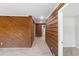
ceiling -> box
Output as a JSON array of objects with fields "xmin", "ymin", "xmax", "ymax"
[
  {"xmin": 0, "ymin": 3, "xmax": 56, "ymax": 18},
  {"xmin": 63, "ymin": 3, "xmax": 79, "ymax": 17}
]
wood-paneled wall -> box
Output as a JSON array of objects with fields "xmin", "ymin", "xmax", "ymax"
[
  {"xmin": 0, "ymin": 16, "xmax": 34, "ymax": 47},
  {"xmin": 46, "ymin": 3, "xmax": 65, "ymax": 56},
  {"xmin": 35, "ymin": 23, "xmax": 42, "ymax": 37}
]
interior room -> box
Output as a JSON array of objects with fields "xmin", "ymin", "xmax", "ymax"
[
  {"xmin": 0, "ymin": 3, "xmax": 58, "ymax": 56},
  {"xmin": 63, "ymin": 3, "xmax": 79, "ymax": 56},
  {"xmin": 0, "ymin": 3, "xmax": 74, "ymax": 56}
]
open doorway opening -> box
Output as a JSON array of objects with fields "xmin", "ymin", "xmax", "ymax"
[{"xmin": 62, "ymin": 3, "xmax": 79, "ymax": 56}]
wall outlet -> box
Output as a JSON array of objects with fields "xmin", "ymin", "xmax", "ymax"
[
  {"xmin": 0, "ymin": 42, "xmax": 3, "ymax": 46},
  {"xmin": 50, "ymin": 47, "xmax": 53, "ymax": 50}
]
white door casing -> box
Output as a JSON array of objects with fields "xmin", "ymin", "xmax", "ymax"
[{"xmin": 58, "ymin": 3, "xmax": 70, "ymax": 56}]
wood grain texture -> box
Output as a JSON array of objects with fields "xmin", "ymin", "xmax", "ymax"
[
  {"xmin": 35, "ymin": 23, "xmax": 42, "ymax": 37},
  {"xmin": 46, "ymin": 3, "xmax": 65, "ymax": 56},
  {"xmin": 0, "ymin": 16, "xmax": 34, "ymax": 48}
]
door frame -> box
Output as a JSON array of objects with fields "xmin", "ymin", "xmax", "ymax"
[{"xmin": 58, "ymin": 3, "xmax": 70, "ymax": 56}]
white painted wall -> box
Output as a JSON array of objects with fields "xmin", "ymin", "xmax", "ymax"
[
  {"xmin": 63, "ymin": 16, "xmax": 75, "ymax": 47},
  {"xmin": 62, "ymin": 3, "xmax": 79, "ymax": 48},
  {"xmin": 75, "ymin": 16, "xmax": 79, "ymax": 48}
]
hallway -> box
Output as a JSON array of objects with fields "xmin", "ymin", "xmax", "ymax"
[
  {"xmin": 0, "ymin": 33, "xmax": 52, "ymax": 56},
  {"xmin": 0, "ymin": 3, "xmax": 58, "ymax": 56}
]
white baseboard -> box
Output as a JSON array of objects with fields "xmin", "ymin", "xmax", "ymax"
[{"xmin": 63, "ymin": 45, "xmax": 75, "ymax": 47}]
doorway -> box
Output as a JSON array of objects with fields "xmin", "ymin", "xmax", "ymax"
[{"xmin": 61, "ymin": 3, "xmax": 79, "ymax": 56}]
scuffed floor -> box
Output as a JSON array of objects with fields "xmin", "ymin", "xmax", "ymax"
[{"xmin": 0, "ymin": 33, "xmax": 52, "ymax": 56}]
